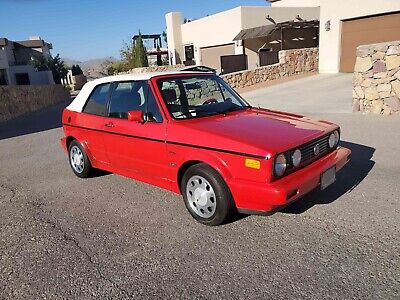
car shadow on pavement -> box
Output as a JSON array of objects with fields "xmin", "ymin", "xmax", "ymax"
[
  {"xmin": 0, "ymin": 101, "xmax": 67, "ymax": 140},
  {"xmin": 281, "ymin": 141, "xmax": 375, "ymax": 215}
]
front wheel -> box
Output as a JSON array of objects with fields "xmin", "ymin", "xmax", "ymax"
[
  {"xmin": 181, "ymin": 163, "xmax": 236, "ymax": 226},
  {"xmin": 68, "ymin": 140, "xmax": 93, "ymax": 178}
]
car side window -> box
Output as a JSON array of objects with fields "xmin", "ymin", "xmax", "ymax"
[
  {"xmin": 108, "ymin": 81, "xmax": 163, "ymax": 123},
  {"xmin": 145, "ymin": 87, "xmax": 163, "ymax": 123},
  {"xmin": 109, "ymin": 81, "xmax": 144, "ymax": 119},
  {"xmin": 83, "ymin": 83, "xmax": 111, "ymax": 116}
]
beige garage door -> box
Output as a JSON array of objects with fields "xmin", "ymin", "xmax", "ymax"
[
  {"xmin": 340, "ymin": 12, "xmax": 400, "ymax": 72},
  {"xmin": 200, "ymin": 44, "xmax": 235, "ymax": 71}
]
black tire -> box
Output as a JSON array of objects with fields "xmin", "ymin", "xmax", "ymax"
[
  {"xmin": 181, "ymin": 163, "xmax": 236, "ymax": 226},
  {"xmin": 68, "ymin": 140, "xmax": 93, "ymax": 178}
]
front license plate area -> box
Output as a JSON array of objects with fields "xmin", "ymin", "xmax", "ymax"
[{"xmin": 321, "ymin": 166, "xmax": 336, "ymax": 190}]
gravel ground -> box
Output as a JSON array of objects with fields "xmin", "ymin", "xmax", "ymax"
[{"xmin": 0, "ymin": 74, "xmax": 399, "ymax": 299}]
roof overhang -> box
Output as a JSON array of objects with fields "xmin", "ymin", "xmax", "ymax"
[
  {"xmin": 233, "ymin": 20, "xmax": 319, "ymax": 41},
  {"xmin": 233, "ymin": 24, "xmax": 276, "ymax": 41},
  {"xmin": 16, "ymin": 39, "xmax": 45, "ymax": 48}
]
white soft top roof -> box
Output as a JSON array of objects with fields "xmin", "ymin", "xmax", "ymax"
[{"xmin": 66, "ymin": 71, "xmax": 200, "ymax": 112}]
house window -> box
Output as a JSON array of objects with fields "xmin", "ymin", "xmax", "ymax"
[
  {"xmin": 185, "ymin": 45, "xmax": 194, "ymax": 61},
  {"xmin": 15, "ymin": 73, "xmax": 30, "ymax": 85},
  {"xmin": 0, "ymin": 69, "xmax": 8, "ymax": 85}
]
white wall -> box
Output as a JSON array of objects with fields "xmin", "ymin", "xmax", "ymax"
[
  {"xmin": 166, "ymin": 12, "xmax": 184, "ymax": 64},
  {"xmin": 30, "ymin": 70, "xmax": 54, "ymax": 85},
  {"xmin": 181, "ymin": 7, "xmax": 243, "ymax": 64},
  {"xmin": 319, "ymin": 0, "xmax": 400, "ymax": 73},
  {"xmin": 0, "ymin": 47, "xmax": 11, "ymax": 84},
  {"xmin": 0, "ymin": 49, "xmax": 8, "ymax": 69},
  {"xmin": 270, "ymin": 0, "xmax": 320, "ymax": 7},
  {"xmin": 241, "ymin": 6, "xmax": 319, "ymax": 28},
  {"xmin": 8, "ymin": 65, "xmax": 54, "ymax": 85},
  {"xmin": 167, "ymin": 6, "xmax": 319, "ymax": 67},
  {"xmin": 2, "ymin": 43, "xmax": 16, "ymax": 64}
]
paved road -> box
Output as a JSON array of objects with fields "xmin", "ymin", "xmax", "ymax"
[
  {"xmin": 244, "ymin": 73, "xmax": 353, "ymax": 114},
  {"xmin": 0, "ymin": 74, "xmax": 399, "ymax": 299}
]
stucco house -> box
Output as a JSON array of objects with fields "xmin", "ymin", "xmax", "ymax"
[
  {"xmin": 271, "ymin": 0, "xmax": 400, "ymax": 73},
  {"xmin": 166, "ymin": 0, "xmax": 400, "ymax": 74},
  {"xmin": 166, "ymin": 5, "xmax": 319, "ymax": 74},
  {"xmin": 0, "ymin": 36, "xmax": 54, "ymax": 85}
]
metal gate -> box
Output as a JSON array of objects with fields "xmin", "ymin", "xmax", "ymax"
[
  {"xmin": 259, "ymin": 51, "xmax": 279, "ymax": 67},
  {"xmin": 220, "ymin": 54, "xmax": 247, "ymax": 74}
]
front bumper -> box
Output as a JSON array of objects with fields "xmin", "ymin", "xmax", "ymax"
[{"xmin": 228, "ymin": 147, "xmax": 351, "ymax": 214}]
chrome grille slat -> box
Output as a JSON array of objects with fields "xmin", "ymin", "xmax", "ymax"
[
  {"xmin": 298, "ymin": 134, "xmax": 331, "ymax": 164},
  {"xmin": 278, "ymin": 131, "xmax": 339, "ymax": 180}
]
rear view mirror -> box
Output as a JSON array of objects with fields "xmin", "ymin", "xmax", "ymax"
[{"xmin": 127, "ymin": 110, "xmax": 144, "ymax": 123}]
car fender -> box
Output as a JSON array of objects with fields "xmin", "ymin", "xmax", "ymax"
[
  {"xmin": 178, "ymin": 151, "xmax": 233, "ymax": 181},
  {"xmin": 64, "ymin": 129, "xmax": 95, "ymax": 165}
]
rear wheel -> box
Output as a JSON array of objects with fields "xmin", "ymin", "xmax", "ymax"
[
  {"xmin": 181, "ymin": 163, "xmax": 236, "ymax": 226},
  {"xmin": 68, "ymin": 140, "xmax": 93, "ymax": 178}
]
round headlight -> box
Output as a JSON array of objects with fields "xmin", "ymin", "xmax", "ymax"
[
  {"xmin": 334, "ymin": 130, "xmax": 340, "ymax": 145},
  {"xmin": 328, "ymin": 133, "xmax": 336, "ymax": 148},
  {"xmin": 292, "ymin": 149, "xmax": 302, "ymax": 167},
  {"xmin": 274, "ymin": 153, "xmax": 287, "ymax": 177}
]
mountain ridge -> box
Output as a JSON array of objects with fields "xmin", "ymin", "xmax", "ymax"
[{"xmin": 62, "ymin": 56, "xmax": 118, "ymax": 80}]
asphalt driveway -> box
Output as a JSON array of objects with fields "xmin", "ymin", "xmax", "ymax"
[
  {"xmin": 243, "ymin": 73, "xmax": 353, "ymax": 114},
  {"xmin": 0, "ymin": 74, "xmax": 399, "ymax": 299}
]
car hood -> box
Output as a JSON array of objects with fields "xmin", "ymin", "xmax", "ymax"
[{"xmin": 168, "ymin": 108, "xmax": 338, "ymax": 157}]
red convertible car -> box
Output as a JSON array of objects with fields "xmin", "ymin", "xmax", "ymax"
[{"xmin": 61, "ymin": 71, "xmax": 351, "ymax": 226}]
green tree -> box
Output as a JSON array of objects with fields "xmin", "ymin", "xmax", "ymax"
[
  {"xmin": 32, "ymin": 54, "xmax": 67, "ymax": 84},
  {"xmin": 71, "ymin": 64, "xmax": 83, "ymax": 76},
  {"xmin": 107, "ymin": 61, "xmax": 129, "ymax": 75},
  {"xmin": 162, "ymin": 30, "xmax": 167, "ymax": 45},
  {"xmin": 120, "ymin": 41, "xmax": 136, "ymax": 70},
  {"xmin": 110, "ymin": 31, "xmax": 150, "ymax": 75},
  {"xmin": 31, "ymin": 55, "xmax": 49, "ymax": 71},
  {"xmin": 48, "ymin": 54, "xmax": 68, "ymax": 84},
  {"xmin": 133, "ymin": 32, "xmax": 148, "ymax": 68}
]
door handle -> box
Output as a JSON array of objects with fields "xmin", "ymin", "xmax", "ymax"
[{"xmin": 104, "ymin": 122, "xmax": 114, "ymax": 128}]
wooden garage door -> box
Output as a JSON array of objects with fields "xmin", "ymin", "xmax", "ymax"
[
  {"xmin": 340, "ymin": 12, "xmax": 400, "ymax": 72},
  {"xmin": 200, "ymin": 44, "xmax": 235, "ymax": 72}
]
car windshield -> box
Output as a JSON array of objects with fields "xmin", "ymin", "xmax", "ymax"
[{"xmin": 157, "ymin": 75, "xmax": 251, "ymax": 120}]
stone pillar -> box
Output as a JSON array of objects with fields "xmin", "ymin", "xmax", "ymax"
[{"xmin": 353, "ymin": 41, "xmax": 400, "ymax": 114}]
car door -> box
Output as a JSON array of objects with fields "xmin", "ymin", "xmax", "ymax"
[
  {"xmin": 103, "ymin": 80, "xmax": 169, "ymax": 180},
  {"xmin": 78, "ymin": 82, "xmax": 112, "ymax": 165}
]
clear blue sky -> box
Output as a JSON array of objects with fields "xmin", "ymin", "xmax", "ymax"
[{"xmin": 1, "ymin": 0, "xmax": 268, "ymax": 61}]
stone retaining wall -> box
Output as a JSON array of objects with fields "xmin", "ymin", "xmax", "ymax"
[
  {"xmin": 222, "ymin": 48, "xmax": 318, "ymax": 89},
  {"xmin": 0, "ymin": 85, "xmax": 71, "ymax": 123},
  {"xmin": 353, "ymin": 41, "xmax": 400, "ymax": 114},
  {"xmin": 118, "ymin": 64, "xmax": 185, "ymax": 74}
]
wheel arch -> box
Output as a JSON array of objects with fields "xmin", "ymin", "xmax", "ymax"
[
  {"xmin": 65, "ymin": 135, "xmax": 95, "ymax": 165},
  {"xmin": 66, "ymin": 136, "xmax": 76, "ymax": 148},
  {"xmin": 176, "ymin": 154, "xmax": 232, "ymax": 194},
  {"xmin": 177, "ymin": 160, "xmax": 202, "ymax": 193}
]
